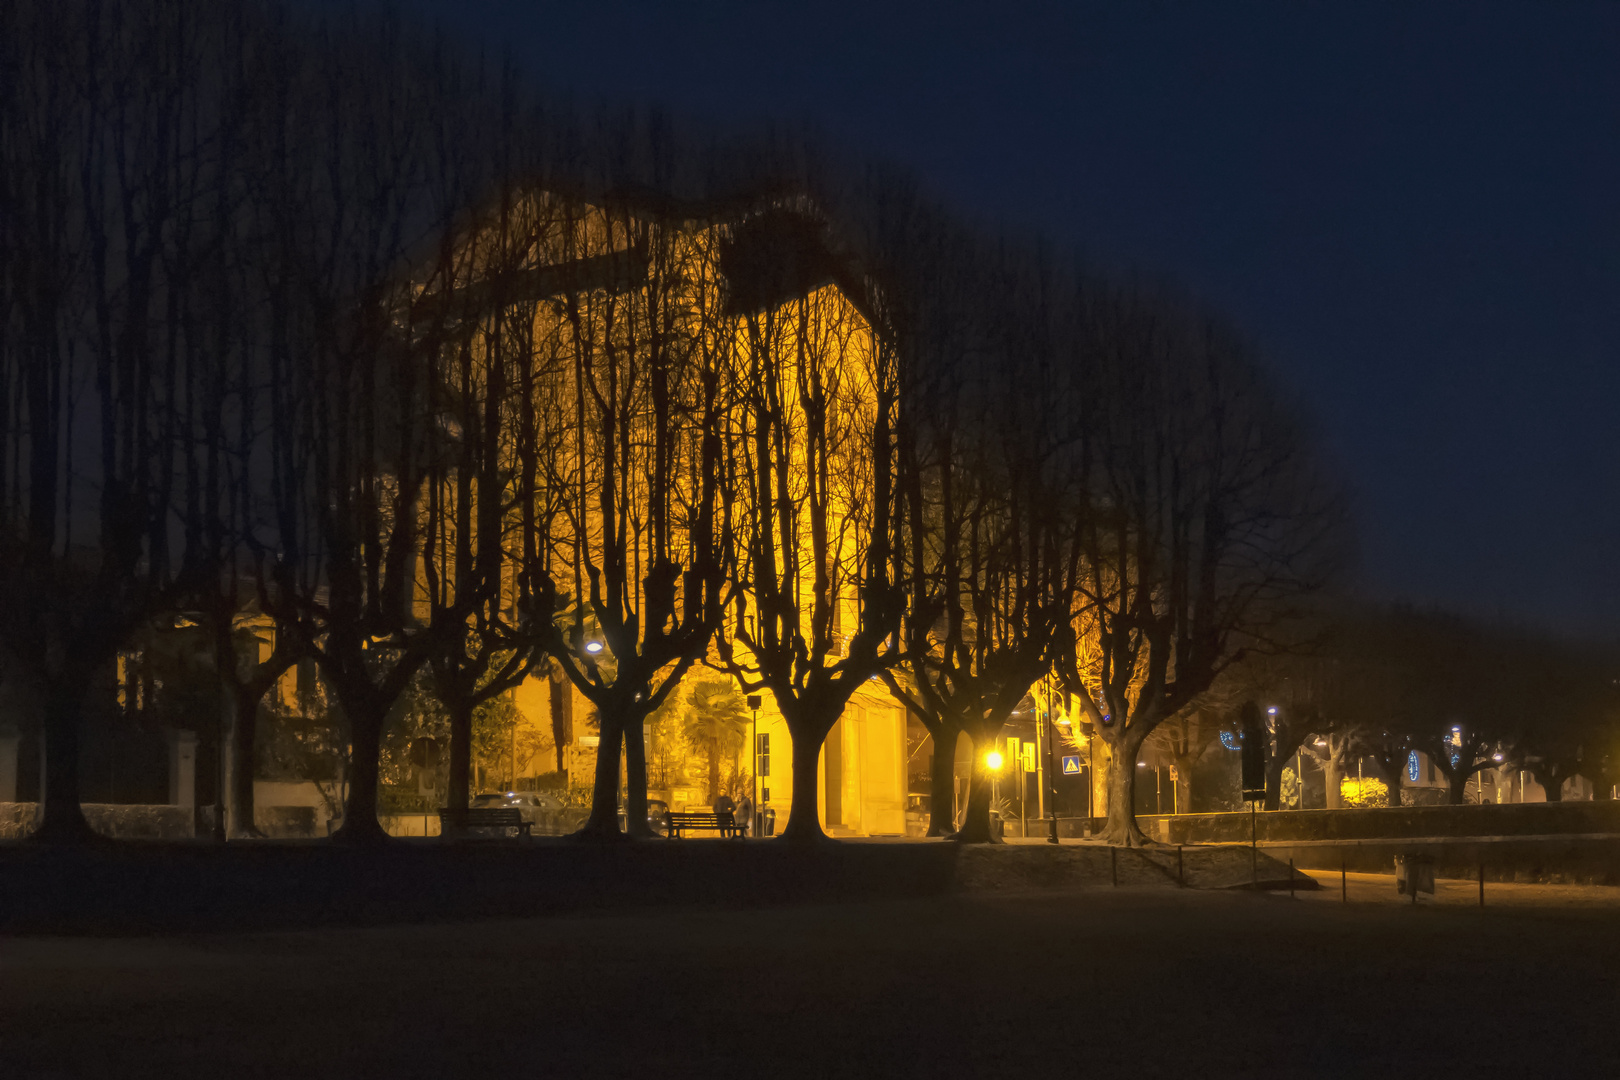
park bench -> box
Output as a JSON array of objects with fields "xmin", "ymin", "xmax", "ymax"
[
  {"xmin": 438, "ymin": 806, "xmax": 531, "ymax": 839},
  {"xmin": 665, "ymin": 809, "xmax": 744, "ymax": 839}
]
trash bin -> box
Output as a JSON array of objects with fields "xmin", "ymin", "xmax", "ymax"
[
  {"xmin": 989, "ymin": 810, "xmax": 1005, "ymax": 840},
  {"xmin": 762, "ymin": 807, "xmax": 776, "ymax": 836},
  {"xmin": 1395, "ymin": 853, "xmax": 1435, "ymax": 897}
]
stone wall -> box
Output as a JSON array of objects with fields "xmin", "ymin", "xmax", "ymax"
[
  {"xmin": 1261, "ymin": 835, "xmax": 1620, "ymax": 885},
  {"xmin": 1161, "ymin": 800, "xmax": 1620, "ymax": 845}
]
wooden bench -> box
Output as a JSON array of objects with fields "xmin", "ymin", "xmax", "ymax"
[
  {"xmin": 666, "ymin": 810, "xmax": 744, "ymax": 839},
  {"xmin": 438, "ymin": 807, "xmax": 531, "ymax": 838}
]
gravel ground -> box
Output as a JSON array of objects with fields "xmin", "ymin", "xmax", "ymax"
[{"xmin": 4, "ymin": 871, "xmax": 1618, "ymax": 1079}]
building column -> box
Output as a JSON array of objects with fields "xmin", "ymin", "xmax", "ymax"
[{"xmin": 168, "ymin": 729, "xmax": 198, "ymax": 809}]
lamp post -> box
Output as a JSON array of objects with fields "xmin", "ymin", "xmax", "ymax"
[
  {"xmin": 747, "ymin": 694, "xmax": 762, "ymax": 836},
  {"xmin": 1044, "ymin": 682, "xmax": 1060, "ymax": 845}
]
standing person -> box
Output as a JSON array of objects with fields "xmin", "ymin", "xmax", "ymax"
[
  {"xmin": 737, "ymin": 792, "xmax": 755, "ymax": 837},
  {"xmin": 714, "ymin": 791, "xmax": 735, "ymax": 817}
]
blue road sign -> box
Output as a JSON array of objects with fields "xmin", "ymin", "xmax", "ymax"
[{"xmin": 1061, "ymin": 755, "xmax": 1082, "ymax": 776}]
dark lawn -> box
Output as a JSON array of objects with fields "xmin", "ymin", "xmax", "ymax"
[{"xmin": 4, "ymin": 879, "xmax": 1618, "ymax": 1078}]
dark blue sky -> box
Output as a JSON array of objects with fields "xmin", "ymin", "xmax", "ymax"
[{"xmin": 407, "ymin": 0, "xmax": 1620, "ymax": 637}]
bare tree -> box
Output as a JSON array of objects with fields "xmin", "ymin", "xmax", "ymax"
[
  {"xmin": 249, "ymin": 9, "xmax": 512, "ymax": 841},
  {"xmin": 880, "ymin": 223, "xmax": 1085, "ymax": 842},
  {"xmin": 1057, "ymin": 287, "xmax": 1345, "ymax": 845},
  {"xmin": 715, "ymin": 205, "xmax": 905, "ymax": 843},
  {"xmin": 409, "ymin": 85, "xmax": 562, "ymax": 816},
  {"xmin": 534, "ymin": 164, "xmax": 738, "ymax": 839},
  {"xmin": 0, "ymin": 0, "xmax": 231, "ymax": 841}
]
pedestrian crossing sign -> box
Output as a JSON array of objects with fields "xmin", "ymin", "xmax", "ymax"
[{"xmin": 1061, "ymin": 755, "xmax": 1082, "ymax": 776}]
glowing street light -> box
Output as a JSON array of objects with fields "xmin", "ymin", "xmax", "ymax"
[
  {"xmin": 584, "ymin": 640, "xmax": 604, "ymax": 655},
  {"xmin": 985, "ymin": 750, "xmax": 1004, "ymax": 772}
]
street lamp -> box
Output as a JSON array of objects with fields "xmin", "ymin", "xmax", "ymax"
[
  {"xmin": 985, "ymin": 749, "xmax": 1004, "ymax": 832},
  {"xmin": 584, "ymin": 640, "xmax": 604, "ymax": 654},
  {"xmin": 748, "ymin": 694, "xmax": 762, "ymax": 836}
]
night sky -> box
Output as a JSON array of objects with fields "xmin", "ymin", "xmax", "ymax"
[{"xmin": 402, "ymin": 0, "xmax": 1620, "ymax": 638}]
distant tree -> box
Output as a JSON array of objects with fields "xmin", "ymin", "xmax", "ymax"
[
  {"xmin": 681, "ymin": 676, "xmax": 749, "ymax": 805},
  {"xmin": 1359, "ymin": 608, "xmax": 1524, "ymax": 806},
  {"xmin": 1146, "ymin": 707, "xmax": 1224, "ymax": 814},
  {"xmin": 1507, "ymin": 638, "xmax": 1619, "ymax": 802}
]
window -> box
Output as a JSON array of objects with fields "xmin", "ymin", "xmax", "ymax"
[{"xmin": 756, "ymin": 733, "xmax": 770, "ymax": 778}]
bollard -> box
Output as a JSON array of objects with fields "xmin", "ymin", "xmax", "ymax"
[
  {"xmin": 1111, "ymin": 845, "xmax": 1118, "ymax": 887},
  {"xmin": 1479, "ymin": 860, "xmax": 1485, "ymax": 907},
  {"xmin": 1341, "ymin": 860, "xmax": 1347, "ymax": 903},
  {"xmin": 1289, "ymin": 858, "xmax": 1295, "ymax": 899},
  {"xmin": 1177, "ymin": 844, "xmax": 1184, "ymax": 887}
]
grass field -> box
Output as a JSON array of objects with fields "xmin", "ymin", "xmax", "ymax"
[{"xmin": 5, "ymin": 864, "xmax": 1618, "ymax": 1078}]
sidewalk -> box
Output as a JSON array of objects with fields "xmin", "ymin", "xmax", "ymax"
[{"xmin": 1300, "ymin": 868, "xmax": 1620, "ymax": 907}]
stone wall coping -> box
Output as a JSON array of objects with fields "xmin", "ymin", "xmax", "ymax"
[{"xmin": 1246, "ymin": 833, "xmax": 1620, "ymax": 847}]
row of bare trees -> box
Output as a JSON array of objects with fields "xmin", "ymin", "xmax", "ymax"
[
  {"xmin": 0, "ymin": 0, "xmax": 1345, "ymax": 848},
  {"xmin": 1213, "ymin": 606, "xmax": 1620, "ymax": 810}
]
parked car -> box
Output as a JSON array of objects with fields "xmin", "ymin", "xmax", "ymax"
[
  {"xmin": 905, "ymin": 793, "xmax": 932, "ymax": 837},
  {"xmin": 618, "ymin": 798, "xmax": 670, "ymax": 837}
]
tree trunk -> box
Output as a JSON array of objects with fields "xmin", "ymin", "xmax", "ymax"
[
  {"xmin": 1324, "ymin": 755, "xmax": 1342, "ymax": 809},
  {"xmin": 31, "ymin": 686, "xmax": 96, "ymax": 844},
  {"xmin": 954, "ymin": 734, "xmax": 1000, "ymax": 844},
  {"xmin": 549, "ymin": 671, "xmax": 569, "ymax": 774},
  {"xmin": 1447, "ymin": 771, "xmax": 1468, "ymax": 806},
  {"xmin": 331, "ymin": 700, "xmax": 389, "ymax": 843},
  {"xmin": 213, "ymin": 681, "xmax": 236, "ymax": 842},
  {"xmin": 1539, "ymin": 771, "xmax": 1564, "ymax": 802},
  {"xmin": 227, "ymin": 680, "xmax": 269, "ymax": 838},
  {"xmin": 1263, "ymin": 749, "xmax": 1287, "ymax": 812},
  {"xmin": 928, "ymin": 726, "xmax": 958, "ymax": 837},
  {"xmin": 1100, "ymin": 726, "xmax": 1151, "ymax": 846},
  {"xmin": 1377, "ymin": 754, "xmax": 1405, "ymax": 808},
  {"xmin": 1173, "ymin": 762, "xmax": 1192, "ymax": 816},
  {"xmin": 446, "ymin": 697, "xmax": 473, "ymax": 811},
  {"xmin": 779, "ymin": 720, "xmax": 831, "ymax": 843},
  {"xmin": 623, "ymin": 709, "xmax": 655, "ymax": 838},
  {"xmin": 1091, "ymin": 738, "xmax": 1112, "ymax": 826},
  {"xmin": 578, "ymin": 710, "xmax": 624, "ymax": 839}
]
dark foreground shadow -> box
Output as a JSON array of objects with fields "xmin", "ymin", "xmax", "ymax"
[{"xmin": 0, "ymin": 838, "xmax": 966, "ymax": 934}]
